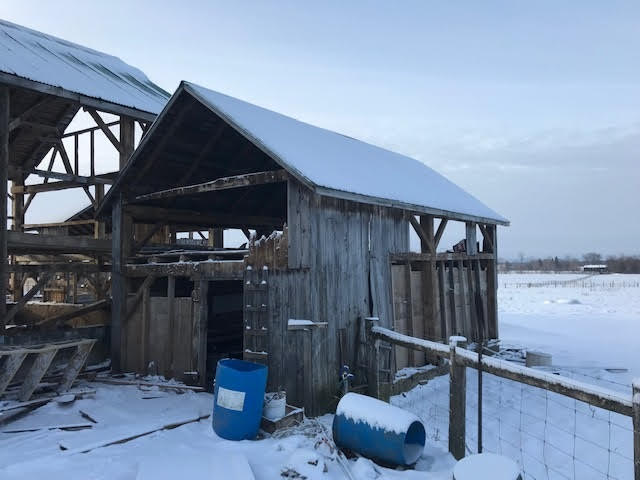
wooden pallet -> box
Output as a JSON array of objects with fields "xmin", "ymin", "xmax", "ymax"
[{"xmin": 0, "ymin": 339, "xmax": 96, "ymax": 401}]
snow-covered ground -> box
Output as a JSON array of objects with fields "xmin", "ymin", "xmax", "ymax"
[
  {"xmin": 393, "ymin": 273, "xmax": 639, "ymax": 480},
  {"xmin": 1, "ymin": 273, "xmax": 637, "ymax": 479}
]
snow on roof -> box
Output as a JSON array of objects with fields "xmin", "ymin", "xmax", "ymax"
[
  {"xmin": 184, "ymin": 82, "xmax": 508, "ymax": 225},
  {"xmin": 0, "ymin": 19, "xmax": 168, "ymax": 114}
]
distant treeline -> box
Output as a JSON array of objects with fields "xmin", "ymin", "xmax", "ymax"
[{"xmin": 500, "ymin": 253, "xmax": 640, "ymax": 274}]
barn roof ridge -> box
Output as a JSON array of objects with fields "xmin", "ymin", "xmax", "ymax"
[{"xmin": 100, "ymin": 80, "xmax": 509, "ymax": 226}]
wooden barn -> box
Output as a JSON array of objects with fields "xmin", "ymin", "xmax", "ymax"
[{"xmin": 98, "ymin": 81, "xmax": 509, "ymax": 415}]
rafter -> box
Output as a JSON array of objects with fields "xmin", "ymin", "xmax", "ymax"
[{"xmin": 86, "ymin": 108, "xmax": 122, "ymax": 153}]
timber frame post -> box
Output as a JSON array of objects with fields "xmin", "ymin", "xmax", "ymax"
[
  {"xmin": 0, "ymin": 86, "xmax": 8, "ymax": 328},
  {"xmin": 448, "ymin": 336, "xmax": 467, "ymax": 460}
]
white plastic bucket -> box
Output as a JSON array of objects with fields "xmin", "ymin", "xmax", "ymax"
[{"xmin": 263, "ymin": 391, "xmax": 286, "ymax": 420}]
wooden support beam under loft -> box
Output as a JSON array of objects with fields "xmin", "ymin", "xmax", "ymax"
[
  {"xmin": 124, "ymin": 205, "xmax": 283, "ymax": 229},
  {"xmin": 7, "ymin": 231, "xmax": 111, "ymax": 255},
  {"xmin": 7, "ymin": 262, "xmax": 110, "ymax": 274},
  {"xmin": 134, "ymin": 169, "xmax": 288, "ymax": 202},
  {"xmin": 434, "ymin": 218, "xmax": 448, "ymax": 249},
  {"xmin": 409, "ymin": 215, "xmax": 435, "ymax": 254}
]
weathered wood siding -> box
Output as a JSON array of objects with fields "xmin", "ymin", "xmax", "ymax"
[{"xmin": 251, "ymin": 180, "xmax": 408, "ymax": 415}]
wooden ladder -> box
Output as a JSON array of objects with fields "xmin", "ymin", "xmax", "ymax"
[
  {"xmin": 243, "ymin": 265, "xmax": 269, "ymax": 365},
  {"xmin": 0, "ymin": 339, "xmax": 96, "ymax": 401}
]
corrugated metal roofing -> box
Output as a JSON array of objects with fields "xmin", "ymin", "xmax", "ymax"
[
  {"xmin": 184, "ymin": 82, "xmax": 509, "ymax": 225},
  {"xmin": 0, "ymin": 19, "xmax": 169, "ymax": 114}
]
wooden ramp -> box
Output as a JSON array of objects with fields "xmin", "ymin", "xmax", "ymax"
[{"xmin": 0, "ymin": 339, "xmax": 96, "ymax": 401}]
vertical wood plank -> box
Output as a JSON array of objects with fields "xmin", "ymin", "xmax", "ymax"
[
  {"xmin": 449, "ymin": 337, "xmax": 467, "ymax": 460},
  {"xmin": 437, "ymin": 261, "xmax": 448, "ymax": 340},
  {"xmin": 0, "ymin": 86, "xmax": 8, "ymax": 325},
  {"xmin": 167, "ymin": 275, "xmax": 175, "ymax": 377},
  {"xmin": 447, "ymin": 261, "xmax": 457, "ymax": 335}
]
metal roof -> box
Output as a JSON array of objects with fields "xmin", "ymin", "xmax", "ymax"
[{"xmin": 0, "ymin": 18, "xmax": 169, "ymax": 115}]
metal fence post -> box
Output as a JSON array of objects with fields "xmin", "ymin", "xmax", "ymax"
[
  {"xmin": 449, "ymin": 336, "xmax": 467, "ymax": 460},
  {"xmin": 365, "ymin": 317, "xmax": 381, "ymax": 399},
  {"xmin": 633, "ymin": 380, "xmax": 639, "ymax": 480}
]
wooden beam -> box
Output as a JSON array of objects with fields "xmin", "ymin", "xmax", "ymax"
[
  {"xmin": 434, "ymin": 218, "xmax": 448, "ymax": 249},
  {"xmin": 0, "ymin": 87, "xmax": 8, "ymax": 326},
  {"xmin": 409, "ymin": 215, "xmax": 435, "ymax": 254},
  {"xmin": 478, "ymin": 223, "xmax": 494, "ymax": 251},
  {"xmin": 124, "ymin": 205, "xmax": 283, "ymax": 229},
  {"xmin": 125, "ymin": 275, "xmax": 156, "ymax": 321},
  {"xmin": 125, "ymin": 260, "xmax": 244, "ymax": 279},
  {"xmin": 8, "ymin": 96, "xmax": 52, "ymax": 132},
  {"xmin": 465, "ymin": 222, "xmax": 478, "ymax": 255},
  {"xmin": 23, "ymin": 219, "xmax": 97, "ymax": 230},
  {"xmin": 7, "ymin": 231, "xmax": 111, "ymax": 255},
  {"xmin": 135, "ymin": 169, "xmax": 288, "ymax": 202},
  {"xmin": 119, "ymin": 116, "xmax": 135, "ymax": 169},
  {"xmin": 36, "ymin": 299, "xmax": 111, "ymax": 327},
  {"xmin": 2, "ymin": 274, "xmax": 50, "ymax": 325},
  {"xmin": 61, "ymin": 120, "xmax": 119, "ymax": 138},
  {"xmin": 13, "ymin": 180, "xmax": 99, "ymax": 195},
  {"xmin": 28, "ymin": 169, "xmax": 114, "ymax": 184},
  {"xmin": 86, "ymin": 109, "xmax": 122, "ymax": 153},
  {"xmin": 8, "ymin": 263, "xmax": 110, "ymax": 274}
]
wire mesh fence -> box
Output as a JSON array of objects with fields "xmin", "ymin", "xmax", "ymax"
[{"xmin": 392, "ymin": 368, "xmax": 635, "ymax": 480}]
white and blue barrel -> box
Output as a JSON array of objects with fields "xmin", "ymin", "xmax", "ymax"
[
  {"xmin": 332, "ymin": 393, "xmax": 426, "ymax": 466},
  {"xmin": 212, "ymin": 359, "xmax": 268, "ymax": 441}
]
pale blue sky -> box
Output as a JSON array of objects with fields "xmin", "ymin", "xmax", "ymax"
[{"xmin": 4, "ymin": 1, "xmax": 640, "ymax": 258}]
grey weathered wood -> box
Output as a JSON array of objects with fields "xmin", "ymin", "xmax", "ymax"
[
  {"xmin": 633, "ymin": 381, "xmax": 639, "ymax": 480},
  {"xmin": 111, "ymin": 194, "xmax": 129, "ymax": 372},
  {"xmin": 486, "ymin": 225, "xmax": 498, "ymax": 339},
  {"xmin": 135, "ymin": 169, "xmax": 288, "ymax": 202},
  {"xmin": 167, "ymin": 276, "xmax": 176, "ymax": 377},
  {"xmin": 23, "ymin": 219, "xmax": 98, "ymax": 230},
  {"xmin": 126, "ymin": 275, "xmax": 156, "ymax": 321},
  {"xmin": 0, "ymin": 352, "xmax": 27, "ymax": 396},
  {"xmin": 125, "ymin": 261, "xmax": 244, "ymax": 279},
  {"xmin": 365, "ymin": 317, "xmax": 381, "ymax": 399},
  {"xmin": 449, "ymin": 337, "xmax": 467, "ymax": 460},
  {"xmin": 119, "ymin": 115, "xmax": 135, "ymax": 168},
  {"xmin": 19, "ymin": 349, "xmax": 57, "ymax": 401},
  {"xmin": 36, "ymin": 299, "xmax": 110, "ymax": 327},
  {"xmin": 56, "ymin": 341, "xmax": 95, "ymax": 392},
  {"xmin": 465, "ymin": 222, "xmax": 477, "ymax": 255},
  {"xmin": 7, "ymin": 231, "xmax": 111, "ymax": 255},
  {"xmin": 87, "ymin": 109, "xmax": 122, "ymax": 154},
  {"xmin": 2, "ymin": 274, "xmax": 49, "ymax": 326},
  {"xmin": 437, "ymin": 262, "xmax": 448, "ymax": 340},
  {"xmin": 8, "ymin": 263, "xmax": 110, "ymax": 275},
  {"xmin": 197, "ymin": 280, "xmax": 208, "ymax": 387},
  {"xmin": 0, "ymin": 86, "xmax": 8, "ymax": 326},
  {"xmin": 409, "ymin": 216, "xmax": 434, "ymax": 254}
]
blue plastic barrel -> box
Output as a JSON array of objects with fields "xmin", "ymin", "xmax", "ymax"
[
  {"xmin": 212, "ymin": 359, "xmax": 268, "ymax": 441},
  {"xmin": 332, "ymin": 393, "xmax": 425, "ymax": 466}
]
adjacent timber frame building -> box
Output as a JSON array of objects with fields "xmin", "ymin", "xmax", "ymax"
[{"xmin": 0, "ymin": 19, "xmax": 167, "ymax": 331}]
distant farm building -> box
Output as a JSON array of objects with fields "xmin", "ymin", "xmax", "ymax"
[
  {"xmin": 1, "ymin": 20, "xmax": 508, "ymax": 414},
  {"xmin": 582, "ymin": 264, "xmax": 608, "ymax": 274}
]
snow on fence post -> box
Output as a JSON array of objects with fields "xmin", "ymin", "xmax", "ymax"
[
  {"xmin": 449, "ymin": 336, "xmax": 467, "ymax": 460},
  {"xmin": 365, "ymin": 317, "xmax": 381, "ymax": 400},
  {"xmin": 633, "ymin": 379, "xmax": 640, "ymax": 480}
]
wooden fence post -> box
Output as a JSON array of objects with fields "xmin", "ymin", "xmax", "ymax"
[
  {"xmin": 633, "ymin": 380, "xmax": 639, "ymax": 480},
  {"xmin": 365, "ymin": 317, "xmax": 381, "ymax": 399},
  {"xmin": 449, "ymin": 336, "xmax": 467, "ymax": 460}
]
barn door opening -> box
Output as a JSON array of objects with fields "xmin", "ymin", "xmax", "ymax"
[{"xmin": 206, "ymin": 280, "xmax": 244, "ymax": 388}]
